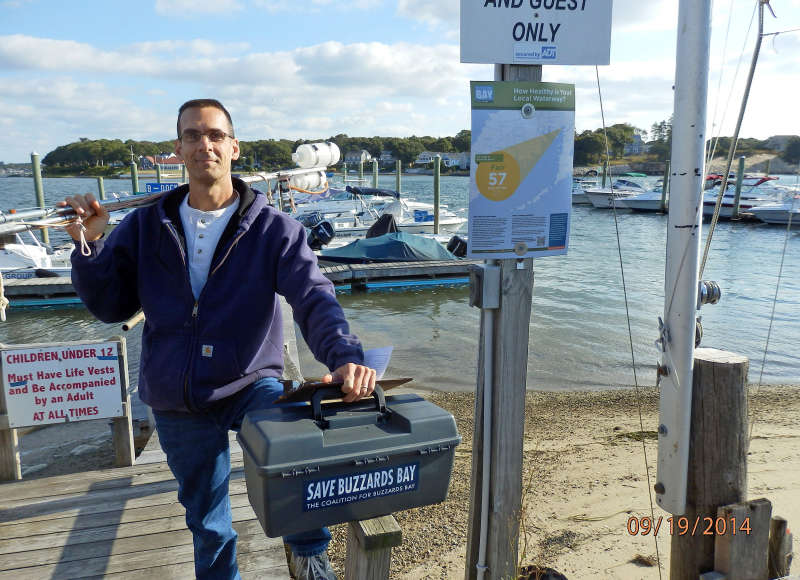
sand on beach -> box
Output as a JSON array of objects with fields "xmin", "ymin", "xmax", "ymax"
[
  {"xmin": 19, "ymin": 385, "xmax": 800, "ymax": 579},
  {"xmin": 328, "ymin": 385, "xmax": 800, "ymax": 579}
]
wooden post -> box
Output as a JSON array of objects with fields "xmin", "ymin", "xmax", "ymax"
[
  {"xmin": 714, "ymin": 498, "xmax": 772, "ymax": 579},
  {"xmin": 31, "ymin": 152, "xmax": 49, "ymax": 245},
  {"xmin": 433, "ymin": 155, "xmax": 441, "ymax": 234},
  {"xmin": 731, "ymin": 156, "xmax": 745, "ymax": 220},
  {"xmin": 372, "ymin": 159, "xmax": 378, "ymax": 188},
  {"xmin": 396, "ymin": 159, "xmax": 402, "ymax": 193},
  {"xmin": 0, "ymin": 363, "xmax": 21, "ymax": 480},
  {"xmin": 97, "ymin": 176, "xmax": 106, "ymax": 200},
  {"xmin": 156, "ymin": 163, "xmax": 163, "ymax": 184},
  {"xmin": 767, "ymin": 516, "xmax": 793, "ymax": 579},
  {"xmin": 602, "ymin": 159, "xmax": 608, "ymax": 187},
  {"xmin": 465, "ymin": 61, "xmax": 540, "ymax": 580},
  {"xmin": 660, "ymin": 160, "xmax": 670, "ymax": 213},
  {"xmin": 111, "ymin": 335, "xmax": 135, "ymax": 467},
  {"xmin": 359, "ymin": 159, "xmax": 364, "ymax": 182},
  {"xmin": 130, "ymin": 162, "xmax": 140, "ymax": 194},
  {"xmin": 181, "ymin": 163, "xmax": 187, "ymax": 184},
  {"xmin": 670, "ymin": 348, "xmax": 749, "ymax": 579},
  {"xmin": 112, "ymin": 394, "xmax": 135, "ymax": 467},
  {"xmin": 344, "ymin": 515, "xmax": 402, "ymax": 580}
]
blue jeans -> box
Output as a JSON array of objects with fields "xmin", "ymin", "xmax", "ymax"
[{"xmin": 153, "ymin": 377, "xmax": 331, "ymax": 580}]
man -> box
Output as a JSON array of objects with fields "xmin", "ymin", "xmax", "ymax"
[{"xmin": 61, "ymin": 99, "xmax": 375, "ymax": 580}]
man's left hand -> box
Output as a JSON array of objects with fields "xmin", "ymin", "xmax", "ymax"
[{"xmin": 323, "ymin": 363, "xmax": 376, "ymax": 403}]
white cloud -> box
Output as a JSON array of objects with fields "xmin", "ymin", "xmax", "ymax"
[
  {"xmin": 154, "ymin": 0, "xmax": 242, "ymax": 14},
  {"xmin": 253, "ymin": 0, "xmax": 382, "ymax": 13}
]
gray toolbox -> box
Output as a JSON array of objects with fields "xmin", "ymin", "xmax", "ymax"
[{"xmin": 237, "ymin": 386, "xmax": 461, "ymax": 537}]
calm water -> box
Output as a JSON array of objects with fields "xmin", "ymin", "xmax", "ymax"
[{"xmin": 1, "ymin": 175, "xmax": 799, "ymax": 392}]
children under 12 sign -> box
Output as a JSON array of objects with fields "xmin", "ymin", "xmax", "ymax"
[{"xmin": 1, "ymin": 341, "xmax": 126, "ymax": 428}]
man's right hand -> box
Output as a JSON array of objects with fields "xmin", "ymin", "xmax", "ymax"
[{"xmin": 58, "ymin": 194, "xmax": 109, "ymax": 243}]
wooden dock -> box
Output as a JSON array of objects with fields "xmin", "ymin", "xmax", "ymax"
[
  {"xmin": 0, "ymin": 431, "xmax": 290, "ymax": 579},
  {"xmin": 3, "ymin": 260, "xmax": 477, "ymax": 303}
]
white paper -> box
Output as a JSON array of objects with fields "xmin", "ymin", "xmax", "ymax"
[{"xmin": 364, "ymin": 346, "xmax": 393, "ymax": 380}]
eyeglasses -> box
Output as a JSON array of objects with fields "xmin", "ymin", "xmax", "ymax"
[{"xmin": 179, "ymin": 129, "xmax": 233, "ymax": 143}]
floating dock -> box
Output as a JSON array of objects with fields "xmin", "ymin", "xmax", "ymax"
[
  {"xmin": 3, "ymin": 260, "xmax": 477, "ymax": 306},
  {"xmin": 0, "ymin": 431, "xmax": 289, "ymax": 579}
]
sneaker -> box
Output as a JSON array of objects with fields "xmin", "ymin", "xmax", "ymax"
[{"xmin": 287, "ymin": 549, "xmax": 337, "ymax": 580}]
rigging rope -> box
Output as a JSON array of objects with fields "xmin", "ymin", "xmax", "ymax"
[
  {"xmin": 704, "ymin": 0, "xmax": 757, "ymax": 174},
  {"xmin": 594, "ymin": 65, "xmax": 663, "ymax": 579},
  {"xmin": 748, "ymin": 169, "xmax": 799, "ymax": 445},
  {"xmin": 700, "ymin": 0, "xmax": 769, "ymax": 280}
]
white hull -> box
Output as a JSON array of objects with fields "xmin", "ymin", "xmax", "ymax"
[
  {"xmin": 571, "ymin": 191, "xmax": 591, "ymax": 205},
  {"xmin": 585, "ymin": 190, "xmax": 641, "ymax": 209},
  {"xmin": 330, "ymin": 216, "xmax": 466, "ymax": 238},
  {"xmin": 747, "ymin": 199, "xmax": 800, "ymax": 226},
  {"xmin": 618, "ymin": 191, "xmax": 667, "ymax": 212},
  {"xmin": 1, "ymin": 240, "xmax": 73, "ymax": 279}
]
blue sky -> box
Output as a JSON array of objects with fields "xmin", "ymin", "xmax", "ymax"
[{"xmin": 1, "ymin": 0, "xmax": 799, "ymax": 162}]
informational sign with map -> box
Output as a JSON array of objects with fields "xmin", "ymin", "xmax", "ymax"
[{"xmin": 468, "ymin": 81, "xmax": 574, "ymax": 259}]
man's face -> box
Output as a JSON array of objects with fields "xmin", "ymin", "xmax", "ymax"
[{"xmin": 174, "ymin": 106, "xmax": 240, "ymax": 186}]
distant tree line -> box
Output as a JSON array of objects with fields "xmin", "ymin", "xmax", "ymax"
[
  {"xmin": 41, "ymin": 131, "xmax": 474, "ymax": 175},
  {"xmin": 40, "ymin": 126, "xmax": 799, "ymax": 175},
  {"xmin": 574, "ymin": 117, "xmax": 799, "ymax": 166}
]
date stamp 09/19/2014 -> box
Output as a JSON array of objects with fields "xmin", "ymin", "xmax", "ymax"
[{"xmin": 626, "ymin": 515, "xmax": 752, "ymax": 537}]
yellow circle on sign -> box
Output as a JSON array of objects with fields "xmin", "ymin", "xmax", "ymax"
[{"xmin": 475, "ymin": 152, "xmax": 520, "ymax": 202}]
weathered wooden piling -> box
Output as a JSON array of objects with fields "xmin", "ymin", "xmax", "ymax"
[
  {"xmin": 660, "ymin": 159, "xmax": 670, "ymax": 212},
  {"xmin": 156, "ymin": 163, "xmax": 163, "ymax": 184},
  {"xmin": 96, "ymin": 176, "xmax": 106, "ymax": 200},
  {"xmin": 396, "ymin": 159, "xmax": 402, "ymax": 192},
  {"xmin": 344, "ymin": 516, "xmax": 402, "ymax": 580},
  {"xmin": 732, "ymin": 156, "xmax": 745, "ymax": 220},
  {"xmin": 372, "ymin": 159, "xmax": 378, "ymax": 188},
  {"xmin": 31, "ymin": 152, "xmax": 48, "ymax": 244},
  {"xmin": 670, "ymin": 348, "xmax": 749, "ymax": 579},
  {"xmin": 433, "ymin": 155, "xmax": 441, "ymax": 235},
  {"xmin": 130, "ymin": 162, "xmax": 139, "ymax": 194}
]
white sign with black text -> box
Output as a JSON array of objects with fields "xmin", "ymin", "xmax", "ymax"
[{"xmin": 460, "ymin": 0, "xmax": 613, "ymax": 65}]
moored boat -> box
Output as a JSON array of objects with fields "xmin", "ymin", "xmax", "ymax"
[{"xmin": 747, "ymin": 194, "xmax": 800, "ymax": 226}]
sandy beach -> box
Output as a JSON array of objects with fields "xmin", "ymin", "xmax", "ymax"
[{"xmin": 18, "ymin": 385, "xmax": 800, "ymax": 578}]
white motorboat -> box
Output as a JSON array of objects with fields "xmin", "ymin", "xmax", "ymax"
[
  {"xmin": 702, "ymin": 176, "xmax": 786, "ymax": 218},
  {"xmin": 585, "ymin": 178, "xmax": 652, "ymax": 209},
  {"xmin": 0, "ymin": 233, "xmax": 72, "ymax": 279},
  {"xmin": 293, "ymin": 186, "xmax": 466, "ymax": 237},
  {"xmin": 571, "ymin": 177, "xmax": 598, "ymax": 205},
  {"xmin": 747, "ymin": 194, "xmax": 800, "ymax": 226},
  {"xmin": 617, "ymin": 189, "xmax": 668, "ymax": 212}
]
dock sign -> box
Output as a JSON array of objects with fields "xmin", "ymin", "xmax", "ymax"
[
  {"xmin": 460, "ymin": 0, "xmax": 612, "ymax": 65},
  {"xmin": 145, "ymin": 182, "xmax": 179, "ymax": 193},
  {"xmin": 468, "ymin": 81, "xmax": 574, "ymax": 259},
  {"xmin": 1, "ymin": 340, "xmax": 127, "ymax": 428}
]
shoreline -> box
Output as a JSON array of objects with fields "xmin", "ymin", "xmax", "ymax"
[{"xmin": 16, "ymin": 384, "xmax": 800, "ymax": 578}]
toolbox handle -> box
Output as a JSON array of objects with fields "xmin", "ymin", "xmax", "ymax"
[{"xmin": 310, "ymin": 385, "xmax": 387, "ymax": 422}]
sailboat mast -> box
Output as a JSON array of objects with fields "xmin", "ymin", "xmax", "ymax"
[{"xmin": 656, "ymin": 0, "xmax": 712, "ymax": 515}]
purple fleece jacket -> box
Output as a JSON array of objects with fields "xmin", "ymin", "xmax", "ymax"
[{"xmin": 71, "ymin": 178, "xmax": 363, "ymax": 412}]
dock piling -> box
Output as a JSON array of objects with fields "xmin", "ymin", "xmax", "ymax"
[
  {"xmin": 660, "ymin": 160, "xmax": 670, "ymax": 213},
  {"xmin": 130, "ymin": 162, "xmax": 140, "ymax": 195},
  {"xmin": 669, "ymin": 348, "xmax": 749, "ymax": 578},
  {"xmin": 732, "ymin": 156, "xmax": 745, "ymax": 220},
  {"xmin": 31, "ymin": 152, "xmax": 49, "ymax": 244},
  {"xmin": 433, "ymin": 155, "xmax": 441, "ymax": 235},
  {"xmin": 372, "ymin": 159, "xmax": 378, "ymax": 188},
  {"xmin": 396, "ymin": 159, "xmax": 402, "ymax": 193},
  {"xmin": 97, "ymin": 176, "xmax": 106, "ymax": 200}
]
